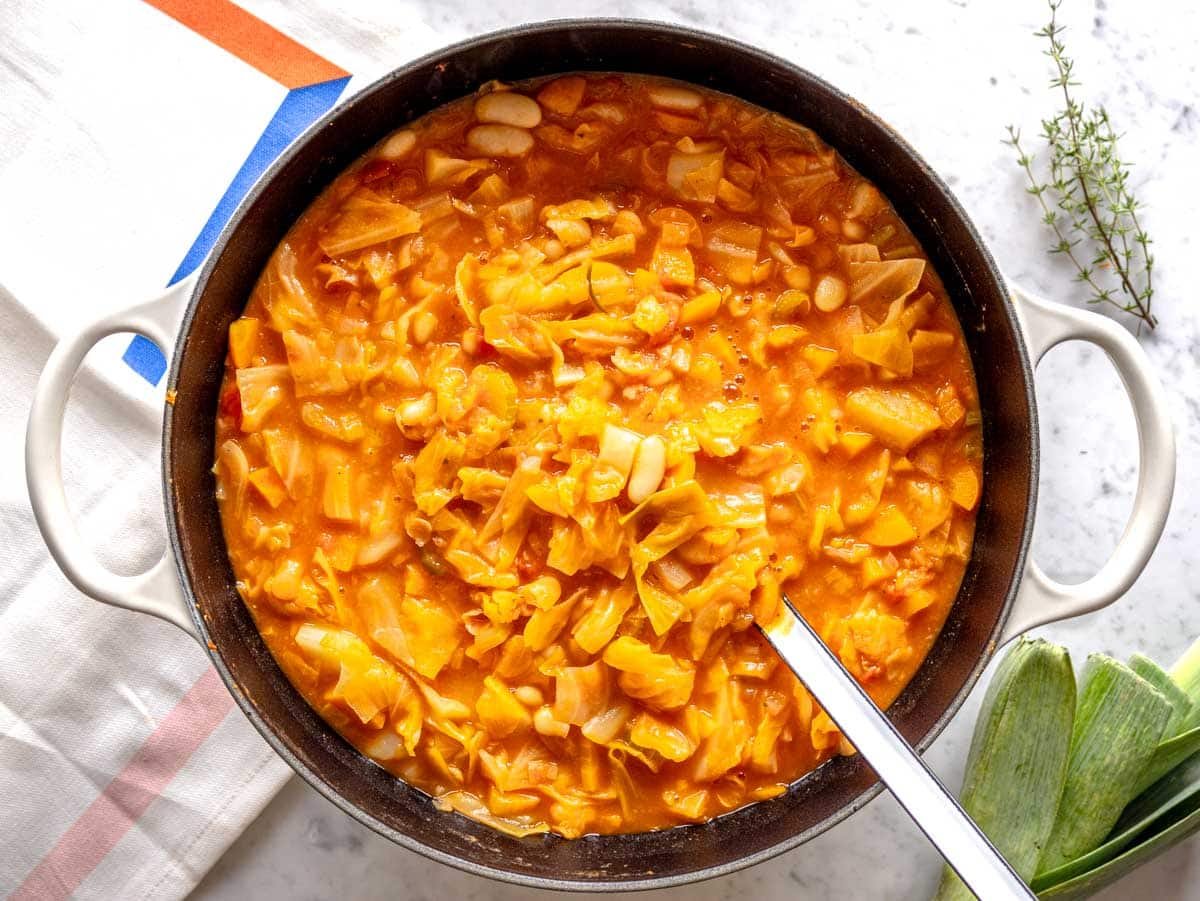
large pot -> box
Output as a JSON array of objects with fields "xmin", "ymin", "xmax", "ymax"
[{"xmin": 26, "ymin": 21, "xmax": 1175, "ymax": 891}]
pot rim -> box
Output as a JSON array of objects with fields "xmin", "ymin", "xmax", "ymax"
[{"xmin": 162, "ymin": 17, "xmax": 1038, "ymax": 892}]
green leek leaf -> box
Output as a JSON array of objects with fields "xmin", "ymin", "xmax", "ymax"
[
  {"xmin": 1133, "ymin": 725, "xmax": 1200, "ymax": 797},
  {"xmin": 934, "ymin": 639, "xmax": 1075, "ymax": 900},
  {"xmin": 1038, "ymin": 796, "xmax": 1200, "ymax": 899},
  {"xmin": 1170, "ymin": 636, "xmax": 1200, "ymax": 733},
  {"xmin": 1130, "ymin": 653, "xmax": 1193, "ymax": 736},
  {"xmin": 1035, "ymin": 655, "xmax": 1173, "ymax": 875},
  {"xmin": 1033, "ymin": 750, "xmax": 1200, "ymax": 891}
]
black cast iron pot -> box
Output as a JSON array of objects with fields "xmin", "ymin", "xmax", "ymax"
[{"xmin": 27, "ymin": 20, "xmax": 1174, "ymax": 891}]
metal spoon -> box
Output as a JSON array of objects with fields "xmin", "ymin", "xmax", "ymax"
[{"xmin": 760, "ymin": 594, "xmax": 1035, "ymax": 900}]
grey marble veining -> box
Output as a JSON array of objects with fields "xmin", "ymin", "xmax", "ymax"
[{"xmin": 194, "ymin": 0, "xmax": 1200, "ymax": 897}]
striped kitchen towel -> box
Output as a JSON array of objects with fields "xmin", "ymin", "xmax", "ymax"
[{"xmin": 0, "ymin": 1, "xmax": 442, "ymax": 897}]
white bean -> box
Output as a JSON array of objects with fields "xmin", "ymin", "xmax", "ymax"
[
  {"xmin": 627, "ymin": 435, "xmax": 667, "ymax": 504},
  {"xmin": 397, "ymin": 392, "xmax": 434, "ymax": 427},
  {"xmin": 514, "ymin": 685, "xmax": 544, "ymax": 707},
  {"xmin": 646, "ymin": 84, "xmax": 703, "ymax": 112},
  {"xmin": 475, "ymin": 92, "xmax": 542, "ymax": 128},
  {"xmin": 467, "ymin": 124, "xmax": 534, "ymax": 158},
  {"xmin": 411, "ymin": 309, "xmax": 437, "ymax": 344},
  {"xmin": 814, "ymin": 274, "xmax": 848, "ymax": 312},
  {"xmin": 377, "ymin": 130, "xmax": 416, "ymax": 160},
  {"xmin": 841, "ymin": 219, "xmax": 866, "ymax": 240},
  {"xmin": 534, "ymin": 705, "xmax": 570, "ymax": 738},
  {"xmin": 546, "ymin": 217, "xmax": 591, "ymax": 248}
]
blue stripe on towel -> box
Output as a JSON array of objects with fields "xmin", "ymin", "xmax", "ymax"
[{"xmin": 123, "ymin": 76, "xmax": 350, "ymax": 384}]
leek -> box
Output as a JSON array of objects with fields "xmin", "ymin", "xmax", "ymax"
[
  {"xmin": 933, "ymin": 638, "xmax": 1200, "ymax": 901},
  {"xmin": 1130, "ymin": 652, "xmax": 1194, "ymax": 734},
  {"xmin": 1037, "ymin": 655, "xmax": 1173, "ymax": 874},
  {"xmin": 1170, "ymin": 636, "xmax": 1200, "ymax": 732},
  {"xmin": 1134, "ymin": 724, "xmax": 1200, "ymax": 797},
  {"xmin": 1038, "ymin": 803, "xmax": 1200, "ymax": 899},
  {"xmin": 1033, "ymin": 750, "xmax": 1200, "ymax": 890},
  {"xmin": 933, "ymin": 639, "xmax": 1075, "ymax": 900}
]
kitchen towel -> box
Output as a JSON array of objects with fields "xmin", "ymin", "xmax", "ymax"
[{"xmin": 0, "ymin": 2, "xmax": 442, "ymax": 897}]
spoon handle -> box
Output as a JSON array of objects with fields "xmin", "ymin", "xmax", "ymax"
[{"xmin": 761, "ymin": 595, "xmax": 1035, "ymax": 901}]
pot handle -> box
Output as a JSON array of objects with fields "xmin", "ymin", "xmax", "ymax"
[
  {"xmin": 999, "ymin": 283, "xmax": 1176, "ymax": 644},
  {"xmin": 25, "ymin": 279, "xmax": 200, "ymax": 641}
]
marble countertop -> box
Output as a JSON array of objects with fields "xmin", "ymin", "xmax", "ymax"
[{"xmin": 194, "ymin": 0, "xmax": 1200, "ymax": 898}]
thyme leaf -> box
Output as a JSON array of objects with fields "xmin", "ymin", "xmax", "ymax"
[{"xmin": 1005, "ymin": 0, "xmax": 1156, "ymax": 330}]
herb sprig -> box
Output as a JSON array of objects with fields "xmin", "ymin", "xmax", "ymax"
[{"xmin": 1006, "ymin": 0, "xmax": 1156, "ymax": 330}]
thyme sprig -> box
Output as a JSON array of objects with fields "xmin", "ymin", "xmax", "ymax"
[{"xmin": 1005, "ymin": 0, "xmax": 1156, "ymax": 330}]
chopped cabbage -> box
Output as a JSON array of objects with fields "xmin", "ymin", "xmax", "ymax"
[
  {"xmin": 554, "ymin": 662, "xmax": 611, "ymax": 725},
  {"xmin": 318, "ymin": 196, "xmax": 421, "ymax": 257},
  {"xmin": 476, "ymin": 676, "xmax": 532, "ymax": 737},
  {"xmin": 602, "ymin": 637, "xmax": 695, "ymax": 711},
  {"xmin": 848, "ymin": 259, "xmax": 925, "ymax": 306},
  {"xmin": 844, "ymin": 387, "xmax": 942, "ymax": 451},
  {"xmin": 372, "ymin": 595, "xmax": 462, "ymax": 680},
  {"xmin": 235, "ymin": 365, "xmax": 290, "ymax": 432}
]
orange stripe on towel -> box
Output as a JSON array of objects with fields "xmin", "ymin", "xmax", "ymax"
[{"xmin": 142, "ymin": 0, "xmax": 348, "ymax": 88}]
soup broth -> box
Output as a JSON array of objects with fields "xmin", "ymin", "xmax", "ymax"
[{"xmin": 213, "ymin": 74, "xmax": 982, "ymax": 837}]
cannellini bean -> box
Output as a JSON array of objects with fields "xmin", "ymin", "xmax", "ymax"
[
  {"xmin": 546, "ymin": 217, "xmax": 591, "ymax": 248},
  {"xmin": 627, "ymin": 435, "xmax": 667, "ymax": 504},
  {"xmin": 377, "ymin": 129, "xmax": 416, "ymax": 160},
  {"xmin": 475, "ymin": 92, "xmax": 542, "ymax": 128},
  {"xmin": 364, "ymin": 731, "xmax": 403, "ymax": 760},
  {"xmin": 814, "ymin": 274, "xmax": 848, "ymax": 312},
  {"xmin": 534, "ymin": 705, "xmax": 570, "ymax": 738},
  {"xmin": 647, "ymin": 84, "xmax": 703, "ymax": 112},
  {"xmin": 267, "ymin": 558, "xmax": 302, "ymax": 600},
  {"xmin": 397, "ymin": 392, "xmax": 434, "ymax": 427},
  {"xmin": 467, "ymin": 124, "xmax": 534, "ymax": 157},
  {"xmin": 411, "ymin": 309, "xmax": 438, "ymax": 344},
  {"xmin": 403, "ymin": 512, "xmax": 433, "ymax": 546},
  {"xmin": 784, "ymin": 264, "xmax": 812, "ymax": 291},
  {"xmin": 514, "ymin": 685, "xmax": 544, "ymax": 707}
]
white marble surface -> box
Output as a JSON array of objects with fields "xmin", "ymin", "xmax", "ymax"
[{"xmin": 193, "ymin": 0, "xmax": 1200, "ymax": 898}]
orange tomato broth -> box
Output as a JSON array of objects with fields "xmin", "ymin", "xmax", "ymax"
[{"xmin": 213, "ymin": 74, "xmax": 982, "ymax": 838}]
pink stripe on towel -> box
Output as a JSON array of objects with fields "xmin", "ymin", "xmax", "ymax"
[{"xmin": 11, "ymin": 667, "xmax": 234, "ymax": 901}]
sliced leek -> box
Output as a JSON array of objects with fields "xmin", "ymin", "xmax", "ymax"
[
  {"xmin": 1130, "ymin": 652, "xmax": 1193, "ymax": 735},
  {"xmin": 1170, "ymin": 636, "xmax": 1200, "ymax": 732},
  {"xmin": 1033, "ymin": 750, "xmax": 1200, "ymax": 890},
  {"xmin": 1036, "ymin": 655, "xmax": 1173, "ymax": 875},
  {"xmin": 1134, "ymin": 725, "xmax": 1200, "ymax": 797},
  {"xmin": 933, "ymin": 639, "xmax": 1075, "ymax": 900}
]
